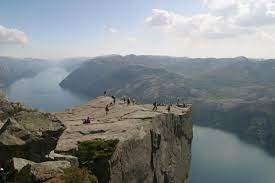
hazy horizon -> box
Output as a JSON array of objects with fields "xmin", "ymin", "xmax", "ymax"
[{"xmin": 0, "ymin": 54, "xmax": 272, "ymax": 61}]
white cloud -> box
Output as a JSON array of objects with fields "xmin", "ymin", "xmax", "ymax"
[
  {"xmin": 145, "ymin": 9, "xmax": 173, "ymax": 27},
  {"xmin": 204, "ymin": 0, "xmax": 237, "ymax": 11},
  {"xmin": 105, "ymin": 27, "xmax": 118, "ymax": 33},
  {"xmin": 126, "ymin": 37, "xmax": 137, "ymax": 42},
  {"xmin": 257, "ymin": 30, "xmax": 275, "ymax": 42},
  {"xmin": 0, "ymin": 25, "xmax": 28, "ymax": 45},
  {"xmin": 204, "ymin": 0, "xmax": 275, "ymax": 26},
  {"xmin": 145, "ymin": 9, "xmax": 250, "ymax": 39},
  {"xmin": 146, "ymin": 0, "xmax": 275, "ymax": 40}
]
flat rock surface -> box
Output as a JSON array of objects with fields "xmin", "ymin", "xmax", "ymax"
[{"xmin": 55, "ymin": 96, "xmax": 191, "ymax": 153}]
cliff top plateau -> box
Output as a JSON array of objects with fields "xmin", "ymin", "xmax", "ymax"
[{"xmin": 55, "ymin": 96, "xmax": 192, "ymax": 153}]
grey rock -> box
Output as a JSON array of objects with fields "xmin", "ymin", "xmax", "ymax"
[
  {"xmin": 0, "ymin": 109, "xmax": 65, "ymax": 164},
  {"xmin": 48, "ymin": 151, "xmax": 79, "ymax": 167},
  {"xmin": 0, "ymin": 120, "xmax": 3, "ymax": 130},
  {"xmin": 0, "ymin": 94, "xmax": 36, "ymax": 121},
  {"xmin": 16, "ymin": 160, "xmax": 71, "ymax": 183},
  {"xmin": 13, "ymin": 157, "xmax": 35, "ymax": 173},
  {"xmin": 0, "ymin": 110, "xmax": 4, "ymax": 120},
  {"xmin": 55, "ymin": 96, "xmax": 193, "ymax": 183}
]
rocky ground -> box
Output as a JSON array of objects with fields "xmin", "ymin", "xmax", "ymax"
[
  {"xmin": 0, "ymin": 95, "xmax": 192, "ymax": 183},
  {"xmin": 55, "ymin": 96, "xmax": 191, "ymax": 153},
  {"xmin": 54, "ymin": 96, "xmax": 192, "ymax": 183},
  {"xmin": 0, "ymin": 94, "xmax": 66, "ymax": 182}
]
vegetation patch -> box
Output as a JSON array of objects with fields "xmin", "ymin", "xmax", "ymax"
[
  {"xmin": 75, "ymin": 139, "xmax": 119, "ymax": 183},
  {"xmin": 60, "ymin": 167, "xmax": 98, "ymax": 183}
]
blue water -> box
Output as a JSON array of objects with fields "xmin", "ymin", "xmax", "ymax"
[
  {"xmin": 4, "ymin": 67, "xmax": 89, "ymax": 112},
  {"xmin": 189, "ymin": 126, "xmax": 275, "ymax": 183},
  {"xmin": 4, "ymin": 67, "xmax": 275, "ymax": 183}
]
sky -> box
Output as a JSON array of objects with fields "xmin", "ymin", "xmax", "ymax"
[{"xmin": 0, "ymin": 0, "xmax": 275, "ymax": 59}]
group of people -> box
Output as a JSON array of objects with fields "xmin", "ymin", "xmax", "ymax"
[
  {"xmin": 123, "ymin": 97, "xmax": 135, "ymax": 105},
  {"xmin": 82, "ymin": 91, "xmax": 183, "ymax": 125},
  {"xmin": 153, "ymin": 101, "xmax": 172, "ymax": 112},
  {"xmin": 83, "ymin": 94, "xmax": 138, "ymax": 124},
  {"xmin": 105, "ymin": 96, "xmax": 136, "ymax": 115}
]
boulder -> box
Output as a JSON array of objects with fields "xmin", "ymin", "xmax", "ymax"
[
  {"xmin": 0, "ymin": 111, "xmax": 65, "ymax": 164},
  {"xmin": 0, "ymin": 110, "xmax": 4, "ymax": 120},
  {"xmin": 0, "ymin": 96, "xmax": 12, "ymax": 121},
  {"xmin": 48, "ymin": 151, "xmax": 79, "ymax": 167},
  {"xmin": 0, "ymin": 120, "xmax": 3, "ymax": 130},
  {"xmin": 13, "ymin": 158, "xmax": 35, "ymax": 173},
  {"xmin": 16, "ymin": 161, "xmax": 71, "ymax": 183},
  {"xmin": 0, "ymin": 94, "xmax": 36, "ymax": 121}
]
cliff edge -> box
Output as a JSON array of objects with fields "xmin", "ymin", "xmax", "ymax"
[{"xmin": 55, "ymin": 96, "xmax": 193, "ymax": 183}]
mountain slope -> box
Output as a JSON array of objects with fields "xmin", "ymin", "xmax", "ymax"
[
  {"xmin": 60, "ymin": 59, "xmax": 190, "ymax": 101},
  {"xmin": 0, "ymin": 57, "xmax": 50, "ymax": 88}
]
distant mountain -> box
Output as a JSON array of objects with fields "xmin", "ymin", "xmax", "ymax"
[
  {"xmin": 0, "ymin": 57, "xmax": 51, "ymax": 88},
  {"xmin": 60, "ymin": 55, "xmax": 275, "ymax": 155},
  {"xmin": 57, "ymin": 57, "xmax": 91, "ymax": 72},
  {"xmin": 60, "ymin": 59, "xmax": 191, "ymax": 101},
  {"xmin": 191, "ymin": 59, "xmax": 275, "ymax": 87},
  {"xmin": 60, "ymin": 55, "xmax": 275, "ymax": 101}
]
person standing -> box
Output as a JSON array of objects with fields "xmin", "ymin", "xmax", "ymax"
[
  {"xmin": 105, "ymin": 104, "xmax": 109, "ymax": 115},
  {"xmin": 111, "ymin": 96, "xmax": 116, "ymax": 104},
  {"xmin": 153, "ymin": 102, "xmax": 158, "ymax": 111},
  {"xmin": 127, "ymin": 98, "xmax": 131, "ymax": 105},
  {"xmin": 167, "ymin": 104, "xmax": 171, "ymax": 113}
]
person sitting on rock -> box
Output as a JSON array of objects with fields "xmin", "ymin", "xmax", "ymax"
[
  {"xmin": 152, "ymin": 102, "xmax": 158, "ymax": 111},
  {"xmin": 105, "ymin": 104, "xmax": 109, "ymax": 115},
  {"xmin": 83, "ymin": 116, "xmax": 91, "ymax": 124}
]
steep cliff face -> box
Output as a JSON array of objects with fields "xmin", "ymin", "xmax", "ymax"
[
  {"xmin": 55, "ymin": 96, "xmax": 192, "ymax": 183},
  {"xmin": 109, "ymin": 110, "xmax": 192, "ymax": 183}
]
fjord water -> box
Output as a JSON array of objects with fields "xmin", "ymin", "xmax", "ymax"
[
  {"xmin": 4, "ymin": 67, "xmax": 89, "ymax": 112},
  {"xmin": 4, "ymin": 67, "xmax": 275, "ymax": 183},
  {"xmin": 189, "ymin": 126, "xmax": 275, "ymax": 183}
]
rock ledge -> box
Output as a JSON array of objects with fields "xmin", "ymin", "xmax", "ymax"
[{"xmin": 55, "ymin": 96, "xmax": 192, "ymax": 183}]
